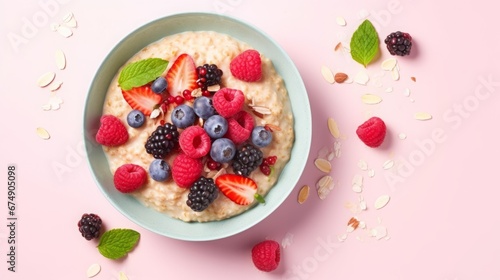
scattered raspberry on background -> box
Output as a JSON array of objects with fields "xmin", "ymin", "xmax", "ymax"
[
  {"xmin": 251, "ymin": 240, "xmax": 281, "ymax": 272},
  {"xmin": 356, "ymin": 116, "xmax": 387, "ymax": 148}
]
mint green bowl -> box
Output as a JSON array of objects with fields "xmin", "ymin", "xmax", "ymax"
[{"xmin": 84, "ymin": 12, "xmax": 311, "ymax": 241}]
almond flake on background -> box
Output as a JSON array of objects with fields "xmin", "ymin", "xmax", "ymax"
[
  {"xmin": 381, "ymin": 58, "xmax": 397, "ymax": 71},
  {"xmin": 37, "ymin": 72, "xmax": 56, "ymax": 87},
  {"xmin": 49, "ymin": 81, "xmax": 63, "ymax": 91},
  {"xmin": 403, "ymin": 88, "xmax": 411, "ymax": 97},
  {"xmin": 411, "ymin": 76, "xmax": 416, "ymax": 82},
  {"xmin": 327, "ymin": 117, "xmax": 341, "ymax": 138},
  {"xmin": 86, "ymin": 263, "xmax": 101, "ymax": 278},
  {"xmin": 337, "ymin": 233, "xmax": 348, "ymax": 242},
  {"xmin": 119, "ymin": 272, "xmax": 129, "ymax": 280},
  {"xmin": 281, "ymin": 232, "xmax": 294, "ymax": 248},
  {"xmin": 391, "ymin": 67, "xmax": 400, "ymax": 81},
  {"xmin": 351, "ymin": 174, "xmax": 363, "ymax": 193},
  {"xmin": 63, "ymin": 12, "xmax": 78, "ymax": 28},
  {"xmin": 359, "ymin": 200, "xmax": 367, "ymax": 211},
  {"xmin": 385, "ymin": 87, "xmax": 393, "ymax": 93},
  {"xmin": 55, "ymin": 49, "xmax": 66, "ymax": 70},
  {"xmin": 333, "ymin": 141, "xmax": 342, "ymax": 157},
  {"xmin": 398, "ymin": 133, "xmax": 407, "ymax": 140},
  {"xmin": 361, "ymin": 94, "xmax": 382, "ymax": 105},
  {"xmin": 414, "ymin": 112, "xmax": 433, "ymax": 121},
  {"xmin": 374, "ymin": 194, "xmax": 391, "ymax": 210},
  {"xmin": 316, "ymin": 175, "xmax": 334, "ymax": 200},
  {"xmin": 368, "ymin": 168, "xmax": 375, "ymax": 178},
  {"xmin": 336, "ymin": 16, "xmax": 347, "ymax": 26},
  {"xmin": 334, "ymin": 42, "xmax": 343, "ymax": 52},
  {"xmin": 382, "ymin": 160, "xmax": 395, "ymax": 170},
  {"xmin": 36, "ymin": 127, "xmax": 51, "ymax": 140},
  {"xmin": 57, "ymin": 25, "xmax": 73, "ymax": 38},
  {"xmin": 298, "ymin": 185, "xmax": 310, "ymax": 204},
  {"xmin": 321, "ymin": 66, "xmax": 335, "ymax": 84},
  {"xmin": 43, "ymin": 94, "xmax": 63, "ymax": 110},
  {"xmin": 334, "ymin": 72, "xmax": 348, "ymax": 83},
  {"xmin": 314, "ymin": 158, "xmax": 331, "ymax": 173},
  {"xmin": 370, "ymin": 225, "xmax": 388, "ymax": 240},
  {"xmin": 357, "ymin": 159, "xmax": 368, "ymax": 171},
  {"xmin": 354, "ymin": 70, "xmax": 369, "ymax": 85},
  {"xmin": 347, "ymin": 217, "xmax": 360, "ymax": 231}
]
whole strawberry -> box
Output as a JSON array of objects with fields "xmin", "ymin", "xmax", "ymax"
[
  {"xmin": 96, "ymin": 115, "xmax": 129, "ymax": 146},
  {"xmin": 230, "ymin": 49, "xmax": 262, "ymax": 82},
  {"xmin": 356, "ymin": 116, "xmax": 386, "ymax": 148},
  {"xmin": 251, "ymin": 240, "xmax": 281, "ymax": 272}
]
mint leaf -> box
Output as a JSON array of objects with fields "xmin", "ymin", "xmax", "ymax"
[
  {"xmin": 350, "ymin": 20, "xmax": 379, "ymax": 67},
  {"xmin": 118, "ymin": 58, "xmax": 168, "ymax": 90},
  {"xmin": 97, "ymin": 229, "xmax": 140, "ymax": 259}
]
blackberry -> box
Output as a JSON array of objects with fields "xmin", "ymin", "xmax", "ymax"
[
  {"xmin": 231, "ymin": 143, "xmax": 263, "ymax": 177},
  {"xmin": 196, "ymin": 64, "xmax": 223, "ymax": 91},
  {"xmin": 384, "ymin": 31, "xmax": 412, "ymax": 56},
  {"xmin": 145, "ymin": 123, "xmax": 179, "ymax": 159},
  {"xmin": 78, "ymin": 213, "xmax": 102, "ymax": 241},
  {"xmin": 186, "ymin": 177, "xmax": 219, "ymax": 212}
]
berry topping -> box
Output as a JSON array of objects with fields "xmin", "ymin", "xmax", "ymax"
[
  {"xmin": 231, "ymin": 143, "xmax": 263, "ymax": 177},
  {"xmin": 356, "ymin": 116, "xmax": 387, "ymax": 148},
  {"xmin": 151, "ymin": 76, "xmax": 168, "ymax": 94},
  {"xmin": 204, "ymin": 115, "xmax": 228, "ymax": 139},
  {"xmin": 186, "ymin": 176, "xmax": 219, "ymax": 212},
  {"xmin": 264, "ymin": 155, "xmax": 277, "ymax": 166},
  {"xmin": 210, "ymin": 138, "xmax": 236, "ymax": 163},
  {"xmin": 251, "ymin": 126, "xmax": 273, "ymax": 148},
  {"xmin": 215, "ymin": 174, "xmax": 258, "ymax": 205},
  {"xmin": 251, "ymin": 240, "xmax": 281, "ymax": 272},
  {"xmin": 196, "ymin": 64, "xmax": 223, "ymax": 89},
  {"xmin": 126, "ymin": 109, "xmax": 145, "ymax": 128},
  {"xmin": 77, "ymin": 213, "xmax": 102, "ymax": 241},
  {"xmin": 193, "ymin": 96, "xmax": 216, "ymax": 119},
  {"xmin": 212, "ymin": 88, "xmax": 245, "ymax": 118},
  {"xmin": 206, "ymin": 157, "xmax": 222, "ymax": 170},
  {"xmin": 384, "ymin": 31, "xmax": 412, "ymax": 56},
  {"xmin": 172, "ymin": 153, "xmax": 203, "ymax": 188},
  {"xmin": 260, "ymin": 156, "xmax": 277, "ymax": 176},
  {"xmin": 179, "ymin": 126, "xmax": 211, "ymax": 158},
  {"xmin": 171, "ymin": 104, "xmax": 196, "ymax": 129},
  {"xmin": 166, "ymin": 53, "xmax": 198, "ymax": 96},
  {"xmin": 229, "ymin": 49, "xmax": 262, "ymax": 82},
  {"xmin": 96, "ymin": 115, "xmax": 129, "ymax": 147},
  {"xmin": 113, "ymin": 164, "xmax": 147, "ymax": 193},
  {"xmin": 145, "ymin": 123, "xmax": 180, "ymax": 159},
  {"xmin": 224, "ymin": 111, "xmax": 255, "ymax": 145},
  {"xmin": 148, "ymin": 159, "xmax": 171, "ymax": 182},
  {"xmin": 122, "ymin": 85, "xmax": 162, "ymax": 116}
]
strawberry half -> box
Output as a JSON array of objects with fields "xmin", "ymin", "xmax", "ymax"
[
  {"xmin": 215, "ymin": 174, "xmax": 264, "ymax": 205},
  {"xmin": 122, "ymin": 85, "xmax": 162, "ymax": 116},
  {"xmin": 166, "ymin": 53, "xmax": 198, "ymax": 97}
]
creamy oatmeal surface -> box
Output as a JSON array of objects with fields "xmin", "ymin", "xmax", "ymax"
[{"xmin": 102, "ymin": 31, "xmax": 294, "ymax": 222}]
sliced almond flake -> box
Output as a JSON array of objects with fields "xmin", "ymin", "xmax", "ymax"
[
  {"xmin": 49, "ymin": 81, "xmax": 63, "ymax": 91},
  {"xmin": 354, "ymin": 70, "xmax": 369, "ymax": 85},
  {"xmin": 347, "ymin": 217, "xmax": 360, "ymax": 230},
  {"xmin": 352, "ymin": 174, "xmax": 363, "ymax": 187},
  {"xmin": 297, "ymin": 185, "xmax": 310, "ymax": 204},
  {"xmin": 36, "ymin": 127, "xmax": 50, "ymax": 140},
  {"xmin": 333, "ymin": 141, "xmax": 342, "ymax": 157},
  {"xmin": 207, "ymin": 84, "xmax": 221, "ymax": 92},
  {"xmin": 264, "ymin": 123, "xmax": 281, "ymax": 132},
  {"xmin": 326, "ymin": 151, "xmax": 335, "ymax": 161},
  {"xmin": 414, "ymin": 112, "xmax": 432, "ymax": 121},
  {"xmin": 281, "ymin": 232, "xmax": 294, "ymax": 248},
  {"xmin": 382, "ymin": 160, "xmax": 395, "ymax": 170},
  {"xmin": 359, "ymin": 200, "xmax": 367, "ymax": 211},
  {"xmin": 321, "ymin": 66, "xmax": 335, "ymax": 84},
  {"xmin": 337, "ymin": 234, "xmax": 348, "ymax": 242},
  {"xmin": 403, "ymin": 88, "xmax": 411, "ymax": 97},
  {"xmin": 334, "ymin": 42, "xmax": 343, "ymax": 51},
  {"xmin": 385, "ymin": 87, "xmax": 393, "ymax": 93},
  {"xmin": 191, "ymin": 88, "xmax": 202, "ymax": 98},
  {"xmin": 374, "ymin": 194, "xmax": 391, "ymax": 210},
  {"xmin": 62, "ymin": 12, "xmax": 74, "ymax": 22},
  {"xmin": 336, "ymin": 16, "xmax": 346, "ymax": 26},
  {"xmin": 346, "ymin": 225, "xmax": 355, "ymax": 233},
  {"xmin": 381, "ymin": 58, "xmax": 397, "ymax": 71},
  {"xmin": 317, "ymin": 146, "xmax": 329, "ymax": 159},
  {"xmin": 57, "ymin": 26, "xmax": 73, "ymax": 38},
  {"xmin": 41, "ymin": 103, "xmax": 52, "ymax": 111},
  {"xmin": 119, "ymin": 272, "xmax": 129, "ymax": 280},
  {"xmin": 411, "ymin": 76, "xmax": 416, "ymax": 82},
  {"xmin": 372, "ymin": 226, "xmax": 388, "ymax": 240},
  {"xmin": 64, "ymin": 17, "xmax": 78, "ymax": 28},
  {"xmin": 357, "ymin": 159, "xmax": 368, "ymax": 171},
  {"xmin": 368, "ymin": 168, "xmax": 375, "ymax": 178},
  {"xmin": 48, "ymin": 95, "xmax": 63, "ymax": 110},
  {"xmin": 37, "ymin": 72, "xmax": 56, "ymax": 87},
  {"xmin": 359, "ymin": 221, "xmax": 366, "ymax": 229},
  {"xmin": 327, "ymin": 117, "xmax": 340, "ymax": 138},
  {"xmin": 361, "ymin": 94, "xmax": 382, "ymax": 105},
  {"xmin": 352, "ymin": 184, "xmax": 363, "ymax": 193},
  {"xmin": 316, "ymin": 175, "xmax": 334, "ymax": 200},
  {"xmin": 55, "ymin": 49, "xmax": 66, "ymax": 70},
  {"xmin": 251, "ymin": 106, "xmax": 272, "ymax": 115},
  {"xmin": 314, "ymin": 158, "xmax": 331, "ymax": 173},
  {"xmin": 150, "ymin": 108, "xmax": 161, "ymax": 119},
  {"xmin": 391, "ymin": 67, "xmax": 400, "ymax": 81},
  {"xmin": 398, "ymin": 133, "xmax": 407, "ymax": 140},
  {"xmin": 86, "ymin": 263, "xmax": 101, "ymax": 278}
]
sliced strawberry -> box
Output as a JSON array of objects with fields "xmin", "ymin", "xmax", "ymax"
[
  {"xmin": 122, "ymin": 85, "xmax": 162, "ymax": 116},
  {"xmin": 166, "ymin": 53, "xmax": 198, "ymax": 97},
  {"xmin": 215, "ymin": 174, "xmax": 259, "ymax": 205}
]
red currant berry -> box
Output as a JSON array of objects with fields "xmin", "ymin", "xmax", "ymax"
[
  {"xmin": 174, "ymin": 96, "xmax": 184, "ymax": 105},
  {"xmin": 260, "ymin": 163, "xmax": 271, "ymax": 176},
  {"xmin": 265, "ymin": 156, "xmax": 277, "ymax": 166},
  {"xmin": 167, "ymin": 96, "xmax": 175, "ymax": 104},
  {"xmin": 160, "ymin": 120, "xmax": 165, "ymax": 125},
  {"xmin": 202, "ymin": 90, "xmax": 211, "ymax": 97}
]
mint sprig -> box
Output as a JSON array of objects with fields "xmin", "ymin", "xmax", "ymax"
[
  {"xmin": 350, "ymin": 20, "xmax": 379, "ymax": 67},
  {"xmin": 118, "ymin": 58, "xmax": 168, "ymax": 90},
  {"xmin": 97, "ymin": 228, "xmax": 140, "ymax": 259}
]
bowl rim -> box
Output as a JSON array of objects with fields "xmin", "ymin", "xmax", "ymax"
[{"xmin": 83, "ymin": 12, "xmax": 311, "ymax": 241}]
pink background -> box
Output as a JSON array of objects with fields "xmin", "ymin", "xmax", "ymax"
[{"xmin": 1, "ymin": 0, "xmax": 500, "ymax": 279}]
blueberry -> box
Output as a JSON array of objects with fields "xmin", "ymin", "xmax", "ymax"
[
  {"xmin": 171, "ymin": 104, "xmax": 196, "ymax": 128},
  {"xmin": 204, "ymin": 115, "xmax": 228, "ymax": 139},
  {"xmin": 193, "ymin": 96, "xmax": 216, "ymax": 119},
  {"xmin": 149, "ymin": 159, "xmax": 171, "ymax": 182},
  {"xmin": 210, "ymin": 138, "xmax": 236, "ymax": 163},
  {"xmin": 151, "ymin": 77, "xmax": 167, "ymax": 94},
  {"xmin": 251, "ymin": 126, "xmax": 272, "ymax": 147},
  {"xmin": 127, "ymin": 109, "xmax": 145, "ymax": 128}
]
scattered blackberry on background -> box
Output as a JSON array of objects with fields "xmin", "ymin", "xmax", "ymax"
[
  {"xmin": 232, "ymin": 143, "xmax": 263, "ymax": 177},
  {"xmin": 186, "ymin": 177, "xmax": 219, "ymax": 212},
  {"xmin": 384, "ymin": 31, "xmax": 412, "ymax": 56},
  {"xmin": 78, "ymin": 213, "xmax": 102, "ymax": 241},
  {"xmin": 196, "ymin": 64, "xmax": 223, "ymax": 94},
  {"xmin": 145, "ymin": 123, "xmax": 180, "ymax": 159}
]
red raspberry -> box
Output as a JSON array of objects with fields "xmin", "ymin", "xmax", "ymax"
[
  {"xmin": 179, "ymin": 126, "xmax": 211, "ymax": 158},
  {"xmin": 212, "ymin": 88, "xmax": 245, "ymax": 118},
  {"xmin": 172, "ymin": 153, "xmax": 203, "ymax": 188},
  {"xmin": 251, "ymin": 240, "xmax": 280, "ymax": 272},
  {"xmin": 95, "ymin": 115, "xmax": 129, "ymax": 146},
  {"xmin": 356, "ymin": 116, "xmax": 387, "ymax": 148},
  {"xmin": 230, "ymin": 49, "xmax": 262, "ymax": 82},
  {"xmin": 224, "ymin": 111, "xmax": 254, "ymax": 145},
  {"xmin": 113, "ymin": 164, "xmax": 147, "ymax": 193}
]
